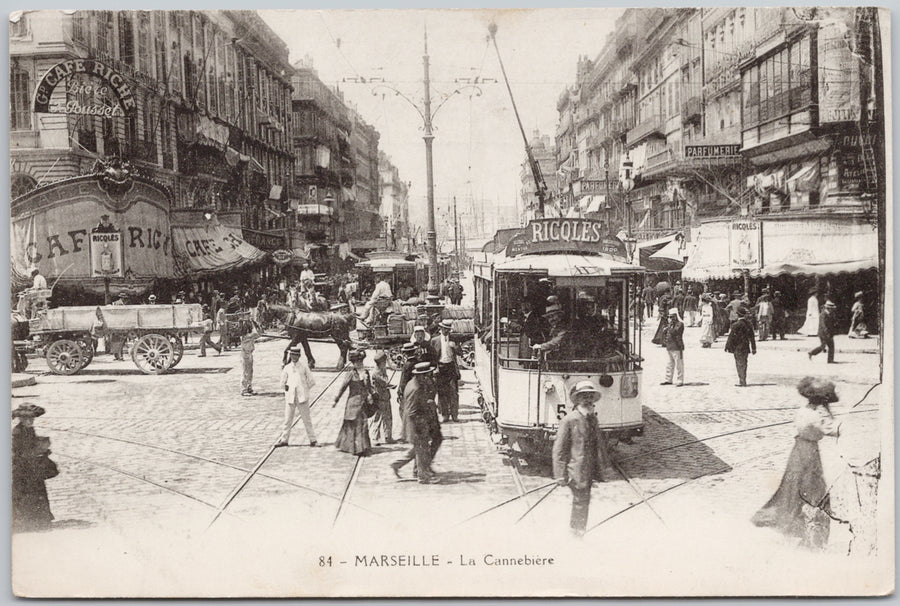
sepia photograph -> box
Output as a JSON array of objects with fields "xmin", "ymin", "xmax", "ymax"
[{"xmin": 8, "ymin": 6, "xmax": 893, "ymax": 597}]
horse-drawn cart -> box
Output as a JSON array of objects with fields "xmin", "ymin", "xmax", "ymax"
[
  {"xmin": 29, "ymin": 304, "xmax": 204, "ymax": 375},
  {"xmin": 357, "ymin": 300, "xmax": 477, "ymax": 368}
]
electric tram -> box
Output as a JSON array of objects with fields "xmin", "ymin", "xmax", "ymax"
[{"xmin": 472, "ymin": 217, "xmax": 645, "ymax": 458}]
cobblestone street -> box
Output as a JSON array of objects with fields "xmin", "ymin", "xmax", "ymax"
[{"xmin": 12, "ymin": 325, "xmax": 885, "ymax": 596}]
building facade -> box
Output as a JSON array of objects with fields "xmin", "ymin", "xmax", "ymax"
[
  {"xmin": 378, "ymin": 152, "xmax": 410, "ymax": 250},
  {"xmin": 519, "ymin": 130, "xmax": 557, "ymax": 222},
  {"xmin": 10, "ymin": 9, "xmax": 294, "ymax": 294},
  {"xmin": 344, "ymin": 105, "xmax": 382, "ymax": 252}
]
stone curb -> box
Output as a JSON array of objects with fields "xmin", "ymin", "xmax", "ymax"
[{"xmin": 11, "ymin": 374, "xmax": 36, "ymax": 388}]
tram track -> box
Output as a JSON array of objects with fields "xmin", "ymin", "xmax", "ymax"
[
  {"xmin": 456, "ymin": 398, "xmax": 879, "ymax": 532},
  {"xmin": 53, "ymin": 451, "xmax": 243, "ymax": 521},
  {"xmin": 45, "ymin": 425, "xmax": 383, "ymax": 517}
]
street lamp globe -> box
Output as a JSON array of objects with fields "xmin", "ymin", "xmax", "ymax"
[{"xmin": 621, "ymin": 177, "xmax": 635, "ymax": 193}]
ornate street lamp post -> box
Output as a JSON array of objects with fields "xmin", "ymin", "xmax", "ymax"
[{"xmin": 620, "ymin": 156, "xmax": 636, "ymax": 264}]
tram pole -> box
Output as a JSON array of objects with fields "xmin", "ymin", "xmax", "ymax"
[{"xmin": 423, "ymin": 27, "xmax": 439, "ymax": 295}]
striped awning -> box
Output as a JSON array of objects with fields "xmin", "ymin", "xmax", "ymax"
[{"xmin": 172, "ymin": 224, "xmax": 267, "ymax": 275}]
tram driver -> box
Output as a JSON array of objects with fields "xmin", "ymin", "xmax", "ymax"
[{"xmin": 532, "ymin": 303, "xmax": 576, "ymax": 369}]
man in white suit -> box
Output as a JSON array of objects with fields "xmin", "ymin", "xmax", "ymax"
[{"xmin": 275, "ymin": 345, "xmax": 318, "ymax": 447}]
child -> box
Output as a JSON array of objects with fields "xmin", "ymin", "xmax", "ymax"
[{"xmin": 240, "ymin": 320, "xmax": 261, "ymax": 396}]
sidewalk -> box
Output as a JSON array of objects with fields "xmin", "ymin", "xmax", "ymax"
[
  {"xmin": 11, "ymin": 373, "xmax": 36, "ymax": 388},
  {"xmin": 642, "ymin": 321, "xmax": 881, "ymax": 355}
]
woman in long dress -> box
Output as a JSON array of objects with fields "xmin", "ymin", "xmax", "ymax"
[
  {"xmin": 332, "ymin": 349, "xmax": 372, "ymax": 456},
  {"xmin": 751, "ymin": 377, "xmax": 840, "ymax": 549},
  {"xmin": 699, "ymin": 294, "xmax": 716, "ymax": 348},
  {"xmin": 798, "ymin": 290, "xmax": 820, "ymax": 336}
]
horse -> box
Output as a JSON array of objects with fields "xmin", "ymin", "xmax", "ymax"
[{"xmin": 265, "ymin": 303, "xmax": 357, "ymax": 369}]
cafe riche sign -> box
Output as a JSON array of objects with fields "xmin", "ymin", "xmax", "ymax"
[{"xmin": 33, "ymin": 59, "xmax": 135, "ymax": 117}]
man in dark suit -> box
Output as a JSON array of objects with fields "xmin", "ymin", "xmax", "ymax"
[
  {"xmin": 431, "ymin": 319, "xmax": 461, "ymax": 422},
  {"xmin": 809, "ymin": 300, "xmax": 837, "ymax": 363},
  {"xmin": 724, "ymin": 305, "xmax": 756, "ymax": 386},
  {"xmin": 391, "ymin": 362, "xmax": 441, "ymax": 483},
  {"xmin": 552, "ymin": 381, "xmax": 614, "ymax": 537},
  {"xmin": 517, "ymin": 300, "xmax": 546, "ymax": 360},
  {"xmin": 661, "ymin": 308, "xmax": 685, "ymax": 386}
]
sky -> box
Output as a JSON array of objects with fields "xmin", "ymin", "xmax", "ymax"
[{"xmin": 260, "ymin": 8, "xmax": 623, "ymax": 239}]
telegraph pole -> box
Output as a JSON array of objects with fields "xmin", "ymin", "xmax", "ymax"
[
  {"xmin": 452, "ymin": 195, "xmax": 460, "ymax": 274},
  {"xmin": 423, "ymin": 27, "xmax": 439, "ymax": 294}
]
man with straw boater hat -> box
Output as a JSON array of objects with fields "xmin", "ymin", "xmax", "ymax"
[
  {"xmin": 552, "ymin": 381, "xmax": 614, "ymax": 537},
  {"xmin": 276, "ymin": 345, "xmax": 317, "ymax": 448},
  {"xmin": 431, "ymin": 319, "xmax": 461, "ymax": 422}
]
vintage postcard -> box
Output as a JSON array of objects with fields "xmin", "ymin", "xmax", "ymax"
[{"xmin": 9, "ymin": 6, "xmax": 893, "ymax": 597}]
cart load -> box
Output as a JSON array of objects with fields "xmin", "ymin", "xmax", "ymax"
[{"xmin": 29, "ymin": 304, "xmax": 204, "ymax": 375}]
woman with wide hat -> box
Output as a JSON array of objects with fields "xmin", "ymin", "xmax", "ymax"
[
  {"xmin": 332, "ymin": 348, "xmax": 373, "ymax": 455},
  {"xmin": 751, "ymin": 377, "xmax": 840, "ymax": 549}
]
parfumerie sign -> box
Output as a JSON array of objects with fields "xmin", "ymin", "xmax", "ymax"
[
  {"xmin": 33, "ymin": 59, "xmax": 135, "ymax": 117},
  {"xmin": 683, "ymin": 144, "xmax": 741, "ymax": 158}
]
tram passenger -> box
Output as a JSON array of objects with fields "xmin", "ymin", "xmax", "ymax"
[
  {"xmin": 552, "ymin": 381, "xmax": 614, "ymax": 538},
  {"xmin": 517, "ymin": 300, "xmax": 547, "ymax": 361},
  {"xmin": 431, "ymin": 319, "xmax": 461, "ymax": 423}
]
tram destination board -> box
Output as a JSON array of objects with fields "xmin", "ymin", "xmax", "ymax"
[{"xmin": 506, "ymin": 218, "xmax": 627, "ymax": 258}]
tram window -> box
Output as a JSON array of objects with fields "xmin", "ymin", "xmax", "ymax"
[{"xmin": 497, "ymin": 275, "xmax": 631, "ymax": 371}]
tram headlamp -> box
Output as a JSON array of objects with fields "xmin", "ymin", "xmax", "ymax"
[{"xmin": 598, "ymin": 374, "xmax": 614, "ymax": 388}]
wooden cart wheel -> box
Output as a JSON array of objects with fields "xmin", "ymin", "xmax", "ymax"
[
  {"xmin": 45, "ymin": 339, "xmax": 84, "ymax": 375},
  {"xmin": 167, "ymin": 335, "xmax": 184, "ymax": 368},
  {"xmin": 388, "ymin": 346, "xmax": 407, "ymax": 371},
  {"xmin": 75, "ymin": 337, "xmax": 94, "ymax": 370},
  {"xmin": 131, "ymin": 333, "xmax": 174, "ymax": 374}
]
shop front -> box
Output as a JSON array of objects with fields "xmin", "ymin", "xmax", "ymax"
[
  {"xmin": 11, "ymin": 172, "xmax": 175, "ymax": 304},
  {"xmin": 683, "ymin": 215, "xmax": 879, "ymax": 331}
]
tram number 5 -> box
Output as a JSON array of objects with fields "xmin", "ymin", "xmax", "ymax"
[
  {"xmin": 556, "ymin": 403, "xmax": 567, "ymax": 420},
  {"xmin": 319, "ymin": 556, "xmax": 333, "ymax": 567}
]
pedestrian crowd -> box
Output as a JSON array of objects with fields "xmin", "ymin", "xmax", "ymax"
[{"xmin": 645, "ymin": 280, "xmax": 865, "ymax": 387}]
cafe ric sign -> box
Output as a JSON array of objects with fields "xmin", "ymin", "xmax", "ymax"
[{"xmin": 33, "ymin": 59, "xmax": 135, "ymax": 117}]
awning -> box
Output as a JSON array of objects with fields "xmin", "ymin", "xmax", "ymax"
[
  {"xmin": 584, "ymin": 195, "xmax": 605, "ymax": 214},
  {"xmin": 247, "ymin": 156, "xmax": 265, "ymax": 174},
  {"xmin": 683, "ymin": 217, "xmax": 878, "ymax": 281},
  {"xmin": 172, "ymin": 224, "xmax": 267, "ymax": 275},
  {"xmin": 637, "ymin": 233, "xmax": 684, "ymax": 272},
  {"xmin": 682, "ymin": 221, "xmax": 733, "ymax": 281},
  {"xmin": 296, "ymin": 203, "xmax": 333, "ymax": 216},
  {"xmin": 759, "ymin": 259, "xmax": 877, "ymax": 277}
]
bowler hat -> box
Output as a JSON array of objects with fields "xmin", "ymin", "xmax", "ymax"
[
  {"xmin": 736, "ymin": 305, "xmax": 749, "ymax": 317},
  {"xmin": 569, "ymin": 380, "xmax": 602, "ymax": 401},
  {"xmin": 797, "ymin": 376, "xmax": 839, "ymax": 404},
  {"xmin": 12, "ymin": 404, "xmax": 45, "ymax": 419},
  {"xmin": 348, "ymin": 349, "xmax": 366, "ymax": 362},
  {"xmin": 412, "ymin": 361, "xmax": 434, "ymax": 374},
  {"xmin": 373, "ymin": 350, "xmax": 388, "ymax": 363},
  {"xmin": 439, "ymin": 319, "xmax": 453, "ymax": 330}
]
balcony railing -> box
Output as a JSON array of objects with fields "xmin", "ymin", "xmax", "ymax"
[
  {"xmin": 682, "ymin": 95, "xmax": 702, "ymax": 124},
  {"xmin": 627, "ymin": 114, "xmax": 664, "ymax": 146},
  {"xmin": 609, "ymin": 114, "xmax": 635, "ymax": 138}
]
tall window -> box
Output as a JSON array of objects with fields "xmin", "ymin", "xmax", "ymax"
[
  {"xmin": 96, "ymin": 11, "xmax": 112, "ymax": 55},
  {"xmin": 72, "ymin": 10, "xmax": 89, "ymax": 44},
  {"xmin": 10, "ymin": 69, "xmax": 31, "ymax": 130},
  {"xmin": 118, "ymin": 12, "xmax": 136, "ymax": 66},
  {"xmin": 142, "ymin": 97, "xmax": 157, "ymax": 163},
  {"xmin": 154, "ymin": 12, "xmax": 167, "ymax": 84}
]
